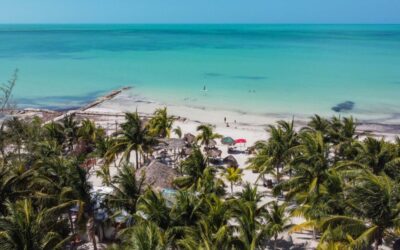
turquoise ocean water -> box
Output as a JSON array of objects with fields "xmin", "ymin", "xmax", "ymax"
[{"xmin": 0, "ymin": 24, "xmax": 400, "ymax": 119}]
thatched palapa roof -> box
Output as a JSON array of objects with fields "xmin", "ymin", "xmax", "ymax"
[
  {"xmin": 183, "ymin": 133, "xmax": 196, "ymax": 144},
  {"xmin": 206, "ymin": 148, "xmax": 222, "ymax": 158},
  {"xmin": 223, "ymin": 155, "xmax": 238, "ymax": 168},
  {"xmin": 159, "ymin": 138, "xmax": 187, "ymax": 150},
  {"xmin": 136, "ymin": 161, "xmax": 178, "ymax": 190},
  {"xmin": 208, "ymin": 139, "xmax": 217, "ymax": 148}
]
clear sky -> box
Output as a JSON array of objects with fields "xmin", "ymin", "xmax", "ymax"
[{"xmin": 1, "ymin": 0, "xmax": 399, "ymax": 24}]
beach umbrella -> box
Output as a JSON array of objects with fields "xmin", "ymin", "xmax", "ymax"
[
  {"xmin": 221, "ymin": 136, "xmax": 235, "ymax": 145},
  {"xmin": 223, "ymin": 155, "xmax": 238, "ymax": 168},
  {"xmin": 235, "ymin": 138, "xmax": 247, "ymax": 144}
]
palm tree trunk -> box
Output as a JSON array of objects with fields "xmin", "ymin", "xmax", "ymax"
[
  {"xmin": 68, "ymin": 212, "xmax": 75, "ymax": 234},
  {"xmin": 374, "ymin": 236, "xmax": 382, "ymax": 250},
  {"xmin": 276, "ymin": 164, "xmax": 280, "ymax": 183},
  {"xmin": 274, "ymin": 234, "xmax": 278, "ymax": 250},
  {"xmin": 17, "ymin": 143, "xmax": 21, "ymax": 162},
  {"xmin": 87, "ymin": 216, "xmax": 98, "ymax": 250},
  {"xmin": 313, "ymin": 227, "xmax": 316, "ymax": 240},
  {"xmin": 231, "ymin": 182, "xmax": 233, "ymax": 195},
  {"xmin": 135, "ymin": 150, "xmax": 139, "ymax": 169}
]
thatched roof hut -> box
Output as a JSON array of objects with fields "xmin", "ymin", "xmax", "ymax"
[
  {"xmin": 182, "ymin": 147, "xmax": 193, "ymax": 156},
  {"xmin": 136, "ymin": 161, "xmax": 178, "ymax": 190},
  {"xmin": 183, "ymin": 133, "xmax": 196, "ymax": 144},
  {"xmin": 208, "ymin": 139, "xmax": 217, "ymax": 148},
  {"xmin": 159, "ymin": 138, "xmax": 186, "ymax": 150},
  {"xmin": 223, "ymin": 155, "xmax": 238, "ymax": 168},
  {"xmin": 206, "ymin": 148, "xmax": 222, "ymax": 158}
]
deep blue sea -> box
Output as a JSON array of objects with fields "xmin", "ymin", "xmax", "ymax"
[{"xmin": 0, "ymin": 24, "xmax": 400, "ymax": 118}]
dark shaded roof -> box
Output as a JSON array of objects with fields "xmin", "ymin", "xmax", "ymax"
[{"xmin": 223, "ymin": 155, "xmax": 238, "ymax": 167}]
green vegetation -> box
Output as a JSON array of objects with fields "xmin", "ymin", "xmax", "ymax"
[{"xmin": 0, "ymin": 110, "xmax": 399, "ymax": 249}]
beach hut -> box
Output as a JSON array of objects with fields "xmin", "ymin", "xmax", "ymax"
[
  {"xmin": 183, "ymin": 133, "xmax": 196, "ymax": 144},
  {"xmin": 207, "ymin": 139, "xmax": 217, "ymax": 148},
  {"xmin": 136, "ymin": 160, "xmax": 178, "ymax": 191},
  {"xmin": 158, "ymin": 138, "xmax": 188, "ymax": 163},
  {"xmin": 223, "ymin": 155, "xmax": 239, "ymax": 168},
  {"xmin": 206, "ymin": 148, "xmax": 222, "ymax": 158},
  {"xmin": 159, "ymin": 138, "xmax": 186, "ymax": 150},
  {"xmin": 221, "ymin": 136, "xmax": 235, "ymax": 145},
  {"xmin": 182, "ymin": 147, "xmax": 193, "ymax": 157}
]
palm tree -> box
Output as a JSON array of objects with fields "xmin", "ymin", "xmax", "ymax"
[
  {"xmin": 193, "ymin": 166, "xmax": 226, "ymax": 197},
  {"xmin": 76, "ymin": 119, "xmax": 105, "ymax": 156},
  {"xmin": 319, "ymin": 171, "xmax": 400, "ymax": 250},
  {"xmin": 265, "ymin": 201, "xmax": 292, "ymax": 250},
  {"xmin": 137, "ymin": 189, "xmax": 172, "ymax": 230},
  {"xmin": 66, "ymin": 160, "xmax": 98, "ymax": 250},
  {"xmin": 175, "ymin": 196, "xmax": 233, "ymax": 249},
  {"xmin": 118, "ymin": 221, "xmax": 167, "ymax": 250},
  {"xmin": 171, "ymin": 190, "xmax": 205, "ymax": 227},
  {"xmin": 355, "ymin": 137, "xmax": 399, "ymax": 175},
  {"xmin": 107, "ymin": 112, "xmax": 155, "ymax": 168},
  {"xmin": 62, "ymin": 114, "xmax": 79, "ymax": 152},
  {"xmin": 0, "ymin": 199, "xmax": 70, "ymax": 250},
  {"xmin": 0, "ymin": 123, "xmax": 8, "ymax": 163},
  {"xmin": 0, "ymin": 163, "xmax": 33, "ymax": 215},
  {"xmin": 304, "ymin": 115, "xmax": 331, "ymax": 135},
  {"xmin": 178, "ymin": 219, "xmax": 232, "ymax": 250},
  {"xmin": 248, "ymin": 120, "xmax": 298, "ymax": 184},
  {"xmin": 4, "ymin": 117, "xmax": 27, "ymax": 160},
  {"xmin": 33, "ymin": 139, "xmax": 63, "ymax": 159},
  {"xmin": 43, "ymin": 121, "xmax": 65, "ymax": 148},
  {"xmin": 107, "ymin": 163, "xmax": 145, "ymax": 216},
  {"xmin": 173, "ymin": 126, "xmax": 182, "ymax": 138},
  {"xmin": 223, "ymin": 167, "xmax": 243, "ymax": 195},
  {"xmin": 202, "ymin": 194, "xmax": 232, "ymax": 233},
  {"xmin": 231, "ymin": 199, "xmax": 268, "ymax": 250},
  {"xmin": 290, "ymin": 131, "xmax": 331, "ymax": 197},
  {"xmin": 236, "ymin": 182, "xmax": 264, "ymax": 204},
  {"xmin": 275, "ymin": 131, "xmax": 338, "ymax": 239},
  {"xmin": 148, "ymin": 107, "xmax": 175, "ymax": 138},
  {"xmin": 196, "ymin": 124, "xmax": 222, "ymax": 148},
  {"xmin": 174, "ymin": 148, "xmax": 208, "ymax": 188}
]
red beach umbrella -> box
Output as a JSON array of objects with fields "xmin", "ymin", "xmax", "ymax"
[{"xmin": 235, "ymin": 138, "xmax": 247, "ymax": 144}]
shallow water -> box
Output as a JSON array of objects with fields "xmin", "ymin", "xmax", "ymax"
[{"xmin": 1, "ymin": 24, "xmax": 400, "ymax": 118}]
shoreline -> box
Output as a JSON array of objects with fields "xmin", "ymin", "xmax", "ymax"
[
  {"xmin": 85, "ymin": 88, "xmax": 400, "ymax": 140},
  {"xmin": 9, "ymin": 86, "xmax": 400, "ymax": 140}
]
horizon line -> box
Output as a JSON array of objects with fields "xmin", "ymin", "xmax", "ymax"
[{"xmin": 0, "ymin": 22, "xmax": 399, "ymax": 25}]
